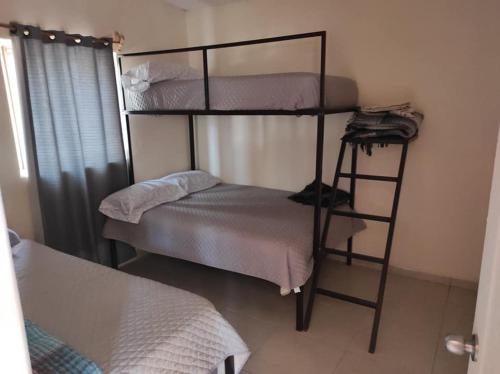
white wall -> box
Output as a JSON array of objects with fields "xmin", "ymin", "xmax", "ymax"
[
  {"xmin": 186, "ymin": 0, "xmax": 500, "ymax": 282},
  {"xmin": 1, "ymin": 0, "xmax": 499, "ymax": 284},
  {"xmin": 0, "ymin": 0, "xmax": 190, "ymax": 240}
]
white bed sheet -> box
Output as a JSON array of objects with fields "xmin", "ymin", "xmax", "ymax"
[{"xmin": 14, "ymin": 240, "xmax": 250, "ymax": 373}]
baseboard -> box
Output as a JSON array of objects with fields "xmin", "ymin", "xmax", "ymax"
[
  {"xmin": 326, "ymin": 256, "xmax": 478, "ymax": 291},
  {"xmin": 388, "ymin": 265, "xmax": 478, "ymax": 290}
]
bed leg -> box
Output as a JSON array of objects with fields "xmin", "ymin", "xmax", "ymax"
[
  {"xmin": 295, "ymin": 287, "xmax": 304, "ymax": 331},
  {"xmin": 224, "ymin": 355, "xmax": 235, "ymax": 374},
  {"xmin": 110, "ymin": 239, "xmax": 118, "ymax": 269},
  {"xmin": 346, "ymin": 237, "xmax": 353, "ymax": 266}
]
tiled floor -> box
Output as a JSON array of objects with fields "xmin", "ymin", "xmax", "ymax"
[{"xmin": 122, "ymin": 254, "xmax": 476, "ymax": 374}]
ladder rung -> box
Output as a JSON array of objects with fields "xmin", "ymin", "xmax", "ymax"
[
  {"xmin": 324, "ymin": 248, "xmax": 385, "ymax": 264},
  {"xmin": 316, "ymin": 288, "xmax": 377, "ymax": 309},
  {"xmin": 331, "ymin": 210, "xmax": 391, "ymax": 223},
  {"xmin": 339, "ymin": 172, "xmax": 398, "ymax": 182}
]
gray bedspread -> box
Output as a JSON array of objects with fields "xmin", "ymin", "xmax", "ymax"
[
  {"xmin": 15, "ymin": 240, "xmax": 250, "ymax": 373},
  {"xmin": 125, "ymin": 73, "xmax": 358, "ymax": 111},
  {"xmin": 103, "ymin": 183, "xmax": 366, "ymax": 290}
]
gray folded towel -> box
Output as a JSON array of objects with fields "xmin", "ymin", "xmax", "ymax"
[{"xmin": 343, "ymin": 102, "xmax": 422, "ymax": 155}]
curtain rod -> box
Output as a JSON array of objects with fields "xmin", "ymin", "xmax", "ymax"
[
  {"xmin": 0, "ymin": 22, "xmax": 13, "ymax": 30},
  {"xmin": 0, "ymin": 22, "xmax": 124, "ymax": 51}
]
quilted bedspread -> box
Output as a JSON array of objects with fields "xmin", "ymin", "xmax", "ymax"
[
  {"xmin": 103, "ymin": 183, "xmax": 366, "ymax": 290},
  {"xmin": 124, "ymin": 72, "xmax": 358, "ymax": 111},
  {"xmin": 14, "ymin": 240, "xmax": 250, "ymax": 373}
]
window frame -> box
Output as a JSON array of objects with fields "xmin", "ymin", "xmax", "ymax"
[{"xmin": 0, "ymin": 37, "xmax": 28, "ymax": 178}]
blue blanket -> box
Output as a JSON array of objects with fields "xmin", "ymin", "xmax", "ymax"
[{"xmin": 25, "ymin": 320, "xmax": 102, "ymax": 374}]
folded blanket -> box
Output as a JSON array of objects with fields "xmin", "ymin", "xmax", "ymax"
[
  {"xmin": 288, "ymin": 180, "xmax": 350, "ymax": 208},
  {"xmin": 342, "ymin": 102, "xmax": 423, "ymax": 155},
  {"xmin": 25, "ymin": 320, "xmax": 102, "ymax": 374}
]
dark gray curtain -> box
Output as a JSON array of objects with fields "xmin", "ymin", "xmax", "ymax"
[{"xmin": 15, "ymin": 25, "xmax": 132, "ymax": 265}]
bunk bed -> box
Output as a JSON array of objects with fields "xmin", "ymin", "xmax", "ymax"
[
  {"xmin": 106, "ymin": 31, "xmax": 364, "ymax": 332},
  {"xmin": 103, "ymin": 183, "xmax": 366, "ymax": 294}
]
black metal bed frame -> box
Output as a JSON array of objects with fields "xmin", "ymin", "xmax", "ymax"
[
  {"xmin": 113, "ymin": 31, "xmax": 358, "ymax": 335},
  {"xmin": 112, "ymin": 30, "xmax": 417, "ymax": 356}
]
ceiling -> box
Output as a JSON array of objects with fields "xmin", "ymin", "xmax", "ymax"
[{"xmin": 164, "ymin": 0, "xmax": 241, "ymax": 11}]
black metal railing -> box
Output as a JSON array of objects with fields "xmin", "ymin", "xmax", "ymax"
[{"xmin": 117, "ymin": 31, "xmax": 328, "ymax": 114}]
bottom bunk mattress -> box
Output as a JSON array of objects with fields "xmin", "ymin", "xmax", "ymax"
[
  {"xmin": 103, "ymin": 183, "xmax": 366, "ymax": 290},
  {"xmin": 13, "ymin": 240, "xmax": 250, "ymax": 373}
]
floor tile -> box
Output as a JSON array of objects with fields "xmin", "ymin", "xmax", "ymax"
[
  {"xmin": 347, "ymin": 316, "xmax": 442, "ymax": 374},
  {"xmin": 431, "ymin": 287, "xmax": 476, "ymax": 374},
  {"xmin": 318, "ymin": 259, "xmax": 380, "ymax": 301},
  {"xmin": 447, "ymin": 286, "xmax": 477, "ymax": 309},
  {"xmin": 219, "ymin": 308, "xmax": 279, "ymax": 351},
  {"xmin": 214, "ymin": 278, "xmax": 297, "ymax": 328},
  {"xmin": 346, "ymin": 272, "xmax": 449, "ymax": 373},
  {"xmin": 304, "ymin": 296, "xmax": 373, "ymax": 345},
  {"xmin": 383, "ymin": 274, "xmax": 449, "ymax": 330},
  {"xmin": 334, "ymin": 350, "xmax": 423, "ymax": 374},
  {"xmin": 244, "ymin": 330, "xmax": 343, "ymax": 374},
  {"xmin": 122, "ymin": 254, "xmax": 476, "ymax": 374}
]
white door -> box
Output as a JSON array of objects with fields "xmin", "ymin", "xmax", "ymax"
[
  {"xmin": 458, "ymin": 125, "xmax": 500, "ymax": 373},
  {"xmin": 0, "ymin": 190, "xmax": 31, "ymax": 373}
]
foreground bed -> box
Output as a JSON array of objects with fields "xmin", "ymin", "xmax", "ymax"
[{"xmin": 14, "ymin": 239, "xmax": 250, "ymax": 373}]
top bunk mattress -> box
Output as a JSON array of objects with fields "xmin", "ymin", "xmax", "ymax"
[
  {"xmin": 124, "ymin": 72, "xmax": 358, "ymax": 112},
  {"xmin": 103, "ymin": 183, "xmax": 366, "ymax": 290}
]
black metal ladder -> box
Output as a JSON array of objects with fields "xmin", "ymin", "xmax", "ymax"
[{"xmin": 304, "ymin": 136, "xmax": 410, "ymax": 353}]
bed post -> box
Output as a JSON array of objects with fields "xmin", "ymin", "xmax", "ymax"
[
  {"xmin": 110, "ymin": 239, "xmax": 118, "ymax": 269},
  {"xmin": 346, "ymin": 144, "xmax": 358, "ymax": 265},
  {"xmin": 202, "ymin": 49, "xmax": 210, "ymax": 110},
  {"xmin": 304, "ymin": 113, "xmax": 325, "ymax": 331},
  {"xmin": 312, "ymin": 30, "xmax": 326, "ymax": 264},
  {"xmin": 117, "ymin": 56, "xmax": 135, "ymax": 186},
  {"xmin": 312, "ymin": 115, "xmax": 325, "ymax": 262},
  {"xmin": 296, "ymin": 286, "xmax": 304, "ymax": 331},
  {"xmin": 188, "ymin": 115, "xmax": 196, "ymax": 170},
  {"xmin": 224, "ymin": 355, "xmax": 235, "ymax": 374},
  {"xmin": 303, "ymin": 31, "xmax": 327, "ymax": 331}
]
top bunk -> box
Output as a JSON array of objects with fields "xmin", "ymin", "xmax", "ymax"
[{"xmin": 117, "ymin": 31, "xmax": 359, "ymax": 116}]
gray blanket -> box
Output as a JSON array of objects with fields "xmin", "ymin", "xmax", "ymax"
[
  {"xmin": 125, "ymin": 73, "xmax": 358, "ymax": 111},
  {"xmin": 103, "ymin": 183, "xmax": 366, "ymax": 290}
]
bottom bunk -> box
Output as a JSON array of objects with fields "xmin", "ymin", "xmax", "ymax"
[{"xmin": 102, "ymin": 182, "xmax": 367, "ymax": 328}]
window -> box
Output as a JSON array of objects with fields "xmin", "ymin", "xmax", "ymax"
[
  {"xmin": 0, "ymin": 38, "xmax": 28, "ymax": 178},
  {"xmin": 113, "ymin": 52, "xmax": 130, "ymax": 162}
]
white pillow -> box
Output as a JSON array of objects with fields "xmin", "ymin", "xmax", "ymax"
[
  {"xmin": 163, "ymin": 170, "xmax": 221, "ymax": 194},
  {"xmin": 99, "ymin": 179, "xmax": 187, "ymax": 224},
  {"xmin": 122, "ymin": 61, "xmax": 202, "ymax": 92}
]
